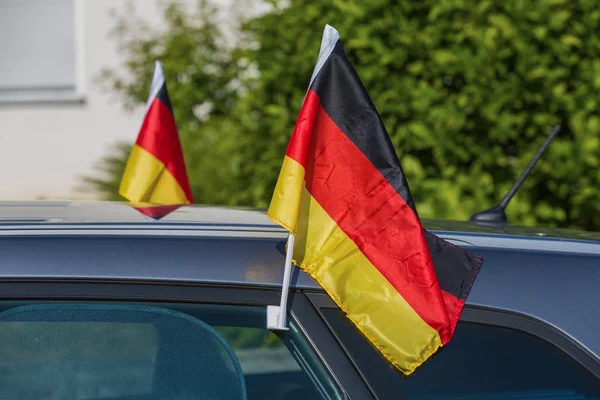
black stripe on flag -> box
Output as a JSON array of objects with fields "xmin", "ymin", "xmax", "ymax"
[{"xmin": 156, "ymin": 83, "xmax": 173, "ymax": 114}]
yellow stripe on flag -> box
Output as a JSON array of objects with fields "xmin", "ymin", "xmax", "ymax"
[
  {"xmin": 267, "ymin": 156, "xmax": 443, "ymax": 374},
  {"xmin": 267, "ymin": 156, "xmax": 306, "ymax": 234},
  {"xmin": 119, "ymin": 144, "xmax": 189, "ymax": 204}
]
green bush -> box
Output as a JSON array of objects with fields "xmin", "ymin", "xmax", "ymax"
[{"xmin": 84, "ymin": 0, "xmax": 600, "ymax": 232}]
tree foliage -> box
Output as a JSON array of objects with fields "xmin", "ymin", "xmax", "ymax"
[{"xmin": 84, "ymin": 0, "xmax": 600, "ymax": 232}]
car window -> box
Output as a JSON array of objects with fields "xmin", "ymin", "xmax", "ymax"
[
  {"xmin": 321, "ymin": 308, "xmax": 600, "ymax": 400},
  {"xmin": 0, "ymin": 301, "xmax": 341, "ymax": 400},
  {"xmin": 215, "ymin": 326, "xmax": 337, "ymax": 400}
]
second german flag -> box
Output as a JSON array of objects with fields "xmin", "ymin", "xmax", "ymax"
[
  {"xmin": 268, "ymin": 25, "xmax": 482, "ymax": 375},
  {"xmin": 119, "ymin": 61, "xmax": 193, "ymax": 206}
]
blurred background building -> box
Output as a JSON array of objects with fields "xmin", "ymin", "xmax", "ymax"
[{"xmin": 0, "ymin": 0, "xmax": 195, "ymax": 200}]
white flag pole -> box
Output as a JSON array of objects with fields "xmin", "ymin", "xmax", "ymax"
[{"xmin": 267, "ymin": 233, "xmax": 295, "ymax": 330}]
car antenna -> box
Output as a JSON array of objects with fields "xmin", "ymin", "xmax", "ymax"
[{"xmin": 469, "ymin": 124, "xmax": 561, "ymax": 227}]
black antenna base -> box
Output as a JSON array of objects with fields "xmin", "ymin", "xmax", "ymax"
[
  {"xmin": 468, "ymin": 124, "xmax": 561, "ymax": 228},
  {"xmin": 469, "ymin": 205, "xmax": 507, "ymax": 226}
]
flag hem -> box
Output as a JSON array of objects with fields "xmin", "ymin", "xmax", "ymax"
[{"xmin": 266, "ymin": 212, "xmax": 298, "ymax": 237}]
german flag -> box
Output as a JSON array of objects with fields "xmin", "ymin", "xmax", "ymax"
[
  {"xmin": 267, "ymin": 25, "xmax": 482, "ymax": 375},
  {"xmin": 119, "ymin": 61, "xmax": 193, "ymax": 205}
]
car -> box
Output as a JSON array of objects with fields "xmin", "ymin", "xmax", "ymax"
[{"xmin": 0, "ymin": 200, "xmax": 598, "ymax": 400}]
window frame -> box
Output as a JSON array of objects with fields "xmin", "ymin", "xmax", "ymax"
[
  {"xmin": 0, "ymin": 0, "xmax": 85, "ymax": 105},
  {"xmin": 0, "ymin": 280, "xmax": 373, "ymax": 400},
  {"xmin": 459, "ymin": 305, "xmax": 600, "ymax": 378}
]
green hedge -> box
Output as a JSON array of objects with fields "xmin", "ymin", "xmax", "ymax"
[{"xmin": 85, "ymin": 0, "xmax": 600, "ymax": 232}]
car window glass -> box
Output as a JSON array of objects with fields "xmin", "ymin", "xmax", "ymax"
[
  {"xmin": 0, "ymin": 319, "xmax": 159, "ymax": 399},
  {"xmin": 0, "ymin": 302, "xmax": 341, "ymax": 400},
  {"xmin": 215, "ymin": 326, "xmax": 336, "ymax": 400},
  {"xmin": 322, "ymin": 308, "xmax": 600, "ymax": 400}
]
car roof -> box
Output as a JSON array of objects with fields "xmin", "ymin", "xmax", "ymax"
[
  {"xmin": 1, "ymin": 199, "xmax": 598, "ymax": 240},
  {"xmin": 0, "ymin": 200, "xmax": 599, "ymax": 362}
]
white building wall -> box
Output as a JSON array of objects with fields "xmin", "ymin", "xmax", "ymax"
[{"xmin": 0, "ymin": 0, "xmax": 198, "ymax": 200}]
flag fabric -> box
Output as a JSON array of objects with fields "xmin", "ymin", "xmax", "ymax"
[
  {"xmin": 267, "ymin": 25, "xmax": 483, "ymax": 375},
  {"xmin": 119, "ymin": 61, "xmax": 193, "ymax": 205},
  {"xmin": 132, "ymin": 204, "xmax": 183, "ymax": 221}
]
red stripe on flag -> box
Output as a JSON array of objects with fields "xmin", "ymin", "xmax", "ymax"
[
  {"xmin": 136, "ymin": 98, "xmax": 193, "ymax": 203},
  {"xmin": 287, "ymin": 89, "xmax": 452, "ymax": 343},
  {"xmin": 285, "ymin": 91, "xmax": 320, "ymax": 166},
  {"xmin": 441, "ymin": 290, "xmax": 465, "ymax": 338}
]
